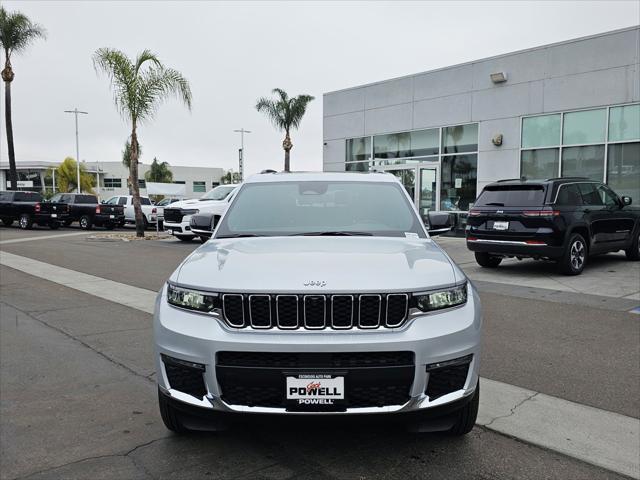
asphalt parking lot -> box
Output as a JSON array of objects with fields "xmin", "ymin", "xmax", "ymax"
[{"xmin": 1, "ymin": 226, "xmax": 639, "ymax": 479}]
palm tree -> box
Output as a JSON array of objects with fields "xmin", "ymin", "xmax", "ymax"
[
  {"xmin": 255, "ymin": 88, "xmax": 314, "ymax": 172},
  {"xmin": 121, "ymin": 137, "xmax": 142, "ymax": 169},
  {"xmin": 93, "ymin": 48, "xmax": 191, "ymax": 237},
  {"xmin": 145, "ymin": 157, "xmax": 173, "ymax": 183},
  {"xmin": 0, "ymin": 6, "xmax": 46, "ymax": 190},
  {"xmin": 54, "ymin": 157, "xmax": 95, "ymax": 194}
]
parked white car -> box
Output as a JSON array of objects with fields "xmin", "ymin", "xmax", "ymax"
[
  {"xmin": 154, "ymin": 197, "xmax": 186, "ymax": 224},
  {"xmin": 162, "ymin": 184, "xmax": 239, "ymax": 241},
  {"xmin": 104, "ymin": 195, "xmax": 157, "ymax": 228}
]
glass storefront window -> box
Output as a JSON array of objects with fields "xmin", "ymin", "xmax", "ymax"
[
  {"xmin": 442, "ymin": 124, "xmax": 478, "ymax": 154},
  {"xmin": 521, "ymin": 148, "xmax": 559, "ymax": 179},
  {"xmin": 440, "ymin": 154, "xmax": 477, "ymax": 211},
  {"xmin": 345, "ymin": 161, "xmax": 371, "ymax": 172},
  {"xmin": 562, "ymin": 108, "xmax": 606, "ymax": 145},
  {"xmin": 608, "ymin": 104, "xmax": 640, "ymax": 142},
  {"xmin": 346, "ymin": 137, "xmax": 371, "ymax": 162},
  {"xmin": 410, "ymin": 129, "xmax": 439, "ymax": 157},
  {"xmin": 373, "ymin": 132, "xmax": 411, "ymax": 159},
  {"xmin": 521, "ymin": 114, "xmax": 561, "ymax": 148},
  {"xmin": 561, "ymin": 145, "xmax": 605, "ymax": 181},
  {"xmin": 607, "ymin": 142, "xmax": 640, "ymax": 200}
]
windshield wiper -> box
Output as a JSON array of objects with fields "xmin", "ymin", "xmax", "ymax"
[
  {"xmin": 216, "ymin": 233, "xmax": 262, "ymax": 238},
  {"xmin": 484, "ymin": 202, "xmax": 505, "ymax": 206},
  {"xmin": 290, "ymin": 231, "xmax": 373, "ymax": 236}
]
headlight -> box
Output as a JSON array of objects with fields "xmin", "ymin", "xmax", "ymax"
[
  {"xmin": 415, "ymin": 283, "xmax": 467, "ymax": 312},
  {"xmin": 167, "ymin": 283, "xmax": 219, "ymax": 313},
  {"xmin": 181, "ymin": 209, "xmax": 199, "ymax": 215}
]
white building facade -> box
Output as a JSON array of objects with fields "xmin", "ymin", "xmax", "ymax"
[
  {"xmin": 0, "ymin": 160, "xmax": 225, "ymax": 199},
  {"xmin": 322, "ymin": 27, "xmax": 640, "ymax": 233}
]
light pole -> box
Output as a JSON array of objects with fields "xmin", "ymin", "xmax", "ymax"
[
  {"xmin": 64, "ymin": 108, "xmax": 88, "ymax": 193},
  {"xmin": 233, "ymin": 128, "xmax": 251, "ymax": 182}
]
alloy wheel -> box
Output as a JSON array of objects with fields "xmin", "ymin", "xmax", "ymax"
[{"xmin": 570, "ymin": 240, "xmax": 585, "ymax": 270}]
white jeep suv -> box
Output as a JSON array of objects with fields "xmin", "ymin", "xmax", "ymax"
[
  {"xmin": 162, "ymin": 184, "xmax": 239, "ymax": 241},
  {"xmin": 154, "ymin": 172, "xmax": 481, "ymax": 434}
]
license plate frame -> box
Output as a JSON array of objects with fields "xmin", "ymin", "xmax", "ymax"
[
  {"xmin": 493, "ymin": 221, "xmax": 509, "ymax": 231},
  {"xmin": 285, "ymin": 373, "xmax": 346, "ymax": 410}
]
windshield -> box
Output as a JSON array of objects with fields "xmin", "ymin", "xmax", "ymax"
[
  {"xmin": 200, "ymin": 185, "xmax": 235, "ymax": 201},
  {"xmin": 105, "ymin": 197, "xmax": 119, "ymax": 205},
  {"xmin": 475, "ymin": 185, "xmax": 546, "ymax": 207},
  {"xmin": 215, "ymin": 181, "xmax": 426, "ymax": 238}
]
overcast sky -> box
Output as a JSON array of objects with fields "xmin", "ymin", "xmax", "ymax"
[{"xmin": 1, "ymin": 1, "xmax": 638, "ymax": 176}]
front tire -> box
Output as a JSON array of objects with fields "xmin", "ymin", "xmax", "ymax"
[
  {"xmin": 158, "ymin": 389, "xmax": 188, "ymax": 433},
  {"xmin": 559, "ymin": 233, "xmax": 587, "ymax": 275},
  {"xmin": 448, "ymin": 382, "xmax": 479, "ymax": 436},
  {"xmin": 199, "ymin": 236, "xmax": 208, "ymax": 244},
  {"xmin": 49, "ymin": 221, "xmax": 60, "ymax": 230},
  {"xmin": 79, "ymin": 215, "xmax": 93, "ymax": 230},
  {"xmin": 474, "ymin": 252, "xmax": 502, "ymax": 268},
  {"xmin": 19, "ymin": 214, "xmax": 33, "ymax": 230},
  {"xmin": 625, "ymin": 232, "xmax": 640, "ymax": 261}
]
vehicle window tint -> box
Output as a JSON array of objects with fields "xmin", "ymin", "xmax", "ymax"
[
  {"xmin": 76, "ymin": 195, "xmax": 97, "ymax": 204},
  {"xmin": 118, "ymin": 197, "xmax": 127, "ymax": 206},
  {"xmin": 0, "ymin": 192, "xmax": 13, "ymax": 201},
  {"xmin": 105, "ymin": 197, "xmax": 118, "ymax": 205},
  {"xmin": 597, "ymin": 184, "xmax": 618, "ymax": 207},
  {"xmin": 62, "ymin": 195, "xmax": 73, "ymax": 203},
  {"xmin": 140, "ymin": 197, "xmax": 151, "ymax": 205},
  {"xmin": 14, "ymin": 192, "xmax": 42, "ymax": 202},
  {"xmin": 555, "ymin": 184, "xmax": 582, "ymax": 206},
  {"xmin": 577, "ymin": 183, "xmax": 603, "ymax": 206},
  {"xmin": 474, "ymin": 186, "xmax": 545, "ymax": 207}
]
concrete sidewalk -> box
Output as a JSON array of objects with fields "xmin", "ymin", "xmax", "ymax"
[{"xmin": 435, "ymin": 236, "xmax": 640, "ymax": 301}]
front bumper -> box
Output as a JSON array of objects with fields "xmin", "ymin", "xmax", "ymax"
[
  {"xmin": 153, "ymin": 283, "xmax": 482, "ymax": 416},
  {"xmin": 164, "ymin": 218, "xmax": 194, "ymax": 236}
]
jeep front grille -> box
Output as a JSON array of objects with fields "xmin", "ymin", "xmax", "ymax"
[{"xmin": 221, "ymin": 293, "xmax": 409, "ymax": 330}]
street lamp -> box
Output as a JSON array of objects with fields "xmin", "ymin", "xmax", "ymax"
[
  {"xmin": 233, "ymin": 128, "xmax": 251, "ymax": 182},
  {"xmin": 64, "ymin": 108, "xmax": 88, "ymax": 193}
]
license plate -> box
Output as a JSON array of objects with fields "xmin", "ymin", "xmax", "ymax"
[
  {"xmin": 51, "ymin": 213, "xmax": 57, "ymax": 218},
  {"xmin": 493, "ymin": 221, "xmax": 509, "ymax": 231},
  {"xmin": 109, "ymin": 215, "xmax": 115, "ymax": 219},
  {"xmin": 286, "ymin": 374, "xmax": 344, "ymax": 406}
]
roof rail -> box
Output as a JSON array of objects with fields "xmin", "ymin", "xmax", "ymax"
[
  {"xmin": 496, "ymin": 178, "xmax": 526, "ymax": 182},
  {"xmin": 545, "ymin": 176, "xmax": 590, "ymax": 181}
]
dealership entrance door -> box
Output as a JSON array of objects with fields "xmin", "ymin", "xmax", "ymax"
[{"xmin": 381, "ymin": 164, "xmax": 439, "ymax": 222}]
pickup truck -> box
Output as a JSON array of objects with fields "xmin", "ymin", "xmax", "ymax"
[
  {"xmin": 0, "ymin": 190, "xmax": 65, "ymax": 229},
  {"xmin": 104, "ymin": 195, "xmax": 157, "ymax": 229},
  {"xmin": 49, "ymin": 193, "xmax": 125, "ymax": 230}
]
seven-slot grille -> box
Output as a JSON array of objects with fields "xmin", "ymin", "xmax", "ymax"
[
  {"xmin": 163, "ymin": 208, "xmax": 184, "ymax": 223},
  {"xmin": 221, "ymin": 293, "xmax": 409, "ymax": 330}
]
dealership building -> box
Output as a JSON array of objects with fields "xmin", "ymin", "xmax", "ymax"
[
  {"xmin": 322, "ymin": 26, "xmax": 640, "ymax": 231},
  {"xmin": 0, "ymin": 160, "xmax": 225, "ymax": 199}
]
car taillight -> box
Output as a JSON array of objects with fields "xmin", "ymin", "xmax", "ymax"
[
  {"xmin": 152, "ymin": 207, "xmax": 157, "ymax": 214},
  {"xmin": 467, "ymin": 237, "xmax": 478, "ymax": 241},
  {"xmin": 66, "ymin": 204, "xmax": 70, "ymax": 212},
  {"xmin": 523, "ymin": 210, "xmax": 560, "ymax": 217},
  {"xmin": 468, "ymin": 209, "xmax": 482, "ymax": 216},
  {"xmin": 95, "ymin": 205, "xmax": 101, "ymax": 214},
  {"xmin": 35, "ymin": 203, "xmax": 41, "ymax": 212}
]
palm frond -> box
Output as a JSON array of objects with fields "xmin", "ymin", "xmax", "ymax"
[
  {"xmin": 289, "ymin": 94, "xmax": 315, "ymax": 129},
  {"xmin": 256, "ymin": 89, "xmax": 314, "ymax": 133},
  {"xmin": 272, "ymin": 88, "xmax": 288, "ymax": 103},
  {"xmin": 0, "ymin": 6, "xmax": 46, "ymax": 58},
  {"xmin": 134, "ymin": 49, "xmax": 161, "ymax": 74},
  {"xmin": 92, "ymin": 48, "xmax": 136, "ymax": 120}
]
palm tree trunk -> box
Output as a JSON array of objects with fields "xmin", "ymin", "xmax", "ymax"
[
  {"xmin": 282, "ymin": 132, "xmax": 292, "ymax": 172},
  {"xmin": 129, "ymin": 123, "xmax": 145, "ymax": 237},
  {"xmin": 3, "ymin": 64, "xmax": 17, "ymax": 191}
]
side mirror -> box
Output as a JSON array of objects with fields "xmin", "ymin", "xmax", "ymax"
[
  {"xmin": 621, "ymin": 196, "xmax": 632, "ymax": 206},
  {"xmin": 426, "ymin": 211, "xmax": 452, "ymax": 236}
]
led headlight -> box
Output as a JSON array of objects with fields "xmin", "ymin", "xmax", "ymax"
[
  {"xmin": 167, "ymin": 283, "xmax": 218, "ymax": 313},
  {"xmin": 415, "ymin": 283, "xmax": 467, "ymax": 312}
]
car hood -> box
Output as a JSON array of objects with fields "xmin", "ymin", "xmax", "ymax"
[
  {"xmin": 173, "ymin": 237, "xmax": 462, "ymax": 293},
  {"xmin": 166, "ymin": 198, "xmax": 227, "ymax": 210}
]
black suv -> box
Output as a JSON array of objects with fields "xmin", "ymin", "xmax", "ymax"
[{"xmin": 466, "ymin": 178, "xmax": 640, "ymax": 275}]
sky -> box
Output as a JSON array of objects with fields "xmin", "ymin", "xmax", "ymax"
[{"xmin": 1, "ymin": 0, "xmax": 639, "ymax": 177}]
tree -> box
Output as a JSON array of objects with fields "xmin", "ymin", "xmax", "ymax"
[
  {"xmin": 53, "ymin": 157, "xmax": 95, "ymax": 194},
  {"xmin": 93, "ymin": 48, "xmax": 192, "ymax": 237},
  {"xmin": 145, "ymin": 157, "xmax": 173, "ymax": 183},
  {"xmin": 255, "ymin": 88, "xmax": 314, "ymax": 172},
  {"xmin": 0, "ymin": 6, "xmax": 46, "ymax": 190},
  {"xmin": 220, "ymin": 170, "xmax": 241, "ymax": 184},
  {"xmin": 121, "ymin": 137, "xmax": 141, "ymax": 168}
]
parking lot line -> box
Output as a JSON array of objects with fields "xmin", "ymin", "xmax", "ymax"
[
  {"xmin": 0, "ymin": 231, "xmax": 92, "ymax": 245},
  {"xmin": 1, "ymin": 250, "xmax": 638, "ymax": 478}
]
